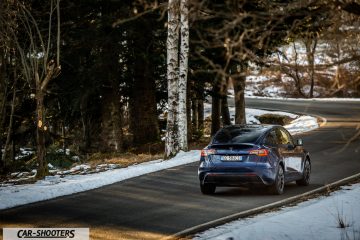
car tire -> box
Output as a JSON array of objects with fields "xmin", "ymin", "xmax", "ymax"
[
  {"xmin": 296, "ymin": 159, "xmax": 311, "ymax": 186},
  {"xmin": 269, "ymin": 165, "xmax": 285, "ymax": 195},
  {"xmin": 200, "ymin": 183, "xmax": 216, "ymax": 195}
]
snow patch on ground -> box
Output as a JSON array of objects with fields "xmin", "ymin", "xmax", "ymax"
[
  {"xmin": 247, "ymin": 75, "xmax": 269, "ymax": 83},
  {"xmin": 204, "ymin": 103, "xmax": 319, "ymax": 135},
  {"xmin": 286, "ymin": 116, "xmax": 319, "ymax": 135},
  {"xmin": 194, "ymin": 183, "xmax": 360, "ymax": 240},
  {"xmin": 246, "ymin": 108, "xmax": 299, "ymax": 119},
  {"xmin": 0, "ymin": 150, "xmax": 200, "ymax": 210}
]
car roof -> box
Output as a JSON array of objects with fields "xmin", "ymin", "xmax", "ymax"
[
  {"xmin": 222, "ymin": 124, "xmax": 277, "ymax": 132},
  {"xmin": 212, "ymin": 124, "xmax": 280, "ymax": 145}
]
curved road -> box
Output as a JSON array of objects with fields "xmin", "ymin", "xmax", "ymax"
[{"xmin": 1, "ymin": 99, "xmax": 360, "ymax": 239}]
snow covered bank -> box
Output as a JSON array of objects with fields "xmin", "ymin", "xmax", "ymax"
[
  {"xmin": 285, "ymin": 115, "xmax": 319, "ymax": 135},
  {"xmin": 0, "ymin": 151, "xmax": 200, "ymax": 210},
  {"xmin": 204, "ymin": 104, "xmax": 320, "ymax": 136},
  {"xmin": 194, "ymin": 183, "xmax": 360, "ymax": 240}
]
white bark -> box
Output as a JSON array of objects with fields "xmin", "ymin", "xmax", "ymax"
[
  {"xmin": 165, "ymin": 0, "xmax": 180, "ymax": 158},
  {"xmin": 178, "ymin": 0, "xmax": 189, "ymax": 151}
]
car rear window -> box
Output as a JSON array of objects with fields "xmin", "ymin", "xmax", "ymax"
[{"xmin": 212, "ymin": 126, "xmax": 264, "ymax": 144}]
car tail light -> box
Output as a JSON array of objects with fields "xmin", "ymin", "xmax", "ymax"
[
  {"xmin": 201, "ymin": 149, "xmax": 216, "ymax": 157},
  {"xmin": 249, "ymin": 149, "xmax": 269, "ymax": 157}
]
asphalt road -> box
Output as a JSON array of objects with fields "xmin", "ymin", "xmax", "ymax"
[{"xmin": 1, "ymin": 99, "xmax": 360, "ymax": 239}]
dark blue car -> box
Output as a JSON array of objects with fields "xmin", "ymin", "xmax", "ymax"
[{"xmin": 198, "ymin": 125, "xmax": 311, "ymax": 195}]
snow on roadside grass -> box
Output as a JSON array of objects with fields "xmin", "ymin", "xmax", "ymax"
[
  {"xmin": 244, "ymin": 108, "xmax": 299, "ymax": 123},
  {"xmin": 0, "ymin": 150, "xmax": 200, "ymax": 210},
  {"xmin": 204, "ymin": 103, "xmax": 299, "ymax": 122},
  {"xmin": 194, "ymin": 183, "xmax": 360, "ymax": 240},
  {"xmin": 204, "ymin": 102, "xmax": 319, "ymax": 136},
  {"xmin": 285, "ymin": 116, "xmax": 319, "ymax": 135},
  {"xmin": 246, "ymin": 109, "xmax": 319, "ymax": 135}
]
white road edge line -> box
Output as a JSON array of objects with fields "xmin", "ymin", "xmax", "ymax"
[{"xmin": 163, "ymin": 172, "xmax": 360, "ymax": 240}]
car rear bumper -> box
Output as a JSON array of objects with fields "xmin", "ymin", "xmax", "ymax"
[{"xmin": 199, "ymin": 167, "xmax": 276, "ymax": 186}]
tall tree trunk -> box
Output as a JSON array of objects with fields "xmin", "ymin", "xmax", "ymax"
[
  {"xmin": 0, "ymin": 53, "xmax": 7, "ymax": 170},
  {"xmin": 35, "ymin": 74, "xmax": 48, "ymax": 179},
  {"xmin": 178, "ymin": 0, "xmax": 189, "ymax": 151},
  {"xmin": 292, "ymin": 42, "xmax": 305, "ymax": 97},
  {"xmin": 129, "ymin": 68, "xmax": 159, "ymax": 145},
  {"xmin": 165, "ymin": 0, "xmax": 180, "ymax": 158},
  {"xmin": 198, "ymin": 98, "xmax": 204, "ymax": 135},
  {"xmin": 101, "ymin": 88, "xmax": 123, "ymax": 152},
  {"xmin": 331, "ymin": 43, "xmax": 342, "ymax": 91},
  {"xmin": 192, "ymin": 99, "xmax": 198, "ymax": 133},
  {"xmin": 233, "ymin": 65, "xmax": 246, "ymax": 124},
  {"xmin": 197, "ymin": 81, "xmax": 204, "ymax": 136},
  {"xmin": 80, "ymin": 96, "xmax": 91, "ymax": 152},
  {"xmin": 61, "ymin": 120, "xmax": 66, "ymax": 154},
  {"xmin": 34, "ymin": 61, "xmax": 60, "ymax": 179},
  {"xmin": 56, "ymin": 0, "xmax": 60, "ymax": 66},
  {"xmin": 187, "ymin": 80, "xmax": 192, "ymax": 142},
  {"xmin": 211, "ymin": 77, "xmax": 221, "ymax": 136},
  {"xmin": 221, "ymin": 77, "xmax": 231, "ymax": 125},
  {"xmin": 305, "ymin": 38, "xmax": 317, "ymax": 98},
  {"xmin": 2, "ymin": 70, "xmax": 17, "ymax": 164},
  {"xmin": 129, "ymin": 36, "xmax": 159, "ymax": 145}
]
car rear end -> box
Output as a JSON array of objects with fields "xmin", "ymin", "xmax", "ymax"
[
  {"xmin": 199, "ymin": 144, "xmax": 276, "ymax": 187},
  {"xmin": 198, "ymin": 125, "xmax": 278, "ymax": 190}
]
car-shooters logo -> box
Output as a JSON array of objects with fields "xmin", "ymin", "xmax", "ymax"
[{"xmin": 3, "ymin": 228, "xmax": 89, "ymax": 240}]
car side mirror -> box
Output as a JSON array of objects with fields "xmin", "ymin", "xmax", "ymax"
[
  {"xmin": 296, "ymin": 139, "xmax": 303, "ymax": 146},
  {"xmin": 287, "ymin": 144, "xmax": 295, "ymax": 150}
]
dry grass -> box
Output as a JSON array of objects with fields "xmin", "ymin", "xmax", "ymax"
[
  {"xmin": 90, "ymin": 226, "xmax": 169, "ymax": 240},
  {"xmin": 86, "ymin": 152, "xmax": 164, "ymax": 168},
  {"xmin": 84, "ymin": 136, "xmax": 209, "ymax": 169}
]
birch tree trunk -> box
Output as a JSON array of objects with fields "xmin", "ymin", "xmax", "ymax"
[
  {"xmin": 165, "ymin": 0, "xmax": 180, "ymax": 158},
  {"xmin": 186, "ymin": 80, "xmax": 192, "ymax": 142},
  {"xmin": 178, "ymin": 0, "xmax": 189, "ymax": 151}
]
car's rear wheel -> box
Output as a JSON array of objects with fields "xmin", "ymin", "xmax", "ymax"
[
  {"xmin": 269, "ymin": 165, "xmax": 285, "ymax": 195},
  {"xmin": 200, "ymin": 183, "xmax": 216, "ymax": 195},
  {"xmin": 296, "ymin": 159, "xmax": 311, "ymax": 186}
]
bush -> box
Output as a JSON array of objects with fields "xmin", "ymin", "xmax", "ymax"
[
  {"xmin": 256, "ymin": 114, "xmax": 293, "ymax": 125},
  {"xmin": 45, "ymin": 152, "xmax": 75, "ymax": 169},
  {"xmin": 45, "ymin": 145, "xmax": 79, "ymax": 169}
]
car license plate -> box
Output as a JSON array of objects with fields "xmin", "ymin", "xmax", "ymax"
[{"xmin": 221, "ymin": 155, "xmax": 242, "ymax": 161}]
